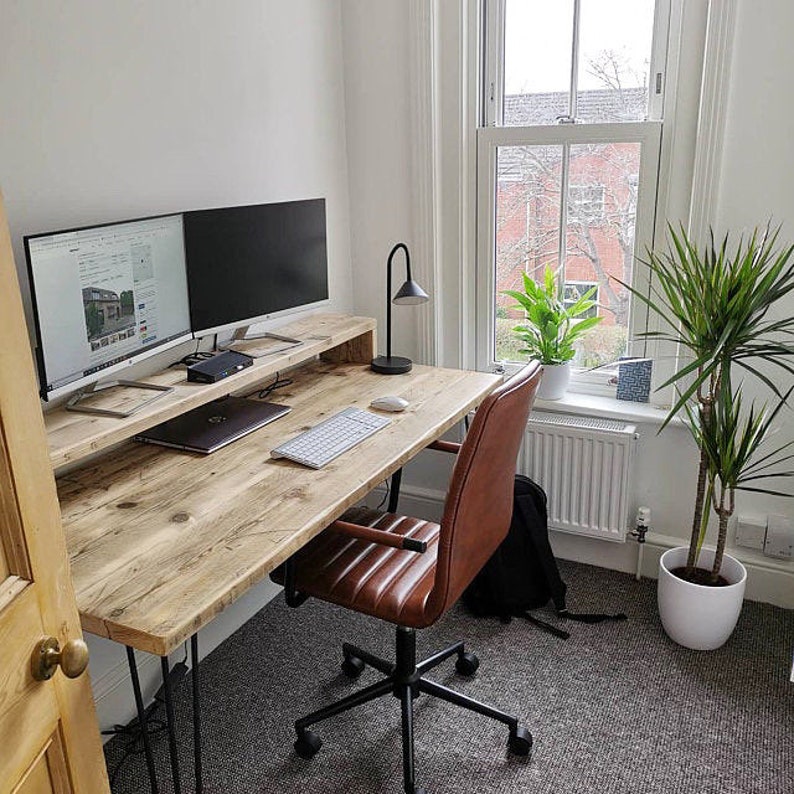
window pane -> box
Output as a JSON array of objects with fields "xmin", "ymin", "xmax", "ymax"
[
  {"xmin": 564, "ymin": 141, "xmax": 642, "ymax": 366},
  {"xmin": 576, "ymin": 0, "xmax": 655, "ymax": 122},
  {"xmin": 494, "ymin": 145, "xmax": 563, "ymax": 362},
  {"xmin": 503, "ymin": 0, "xmax": 574, "ymax": 126}
]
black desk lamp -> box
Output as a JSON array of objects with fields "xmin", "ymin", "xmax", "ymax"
[{"xmin": 371, "ymin": 243, "xmax": 429, "ymax": 375}]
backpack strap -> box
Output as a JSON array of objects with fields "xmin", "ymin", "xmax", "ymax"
[
  {"xmin": 520, "ymin": 611, "xmax": 571, "ymax": 640},
  {"xmin": 557, "ymin": 608, "xmax": 628, "ymax": 624}
]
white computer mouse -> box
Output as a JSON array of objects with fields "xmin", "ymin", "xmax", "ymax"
[{"xmin": 370, "ymin": 395, "xmax": 409, "ymax": 412}]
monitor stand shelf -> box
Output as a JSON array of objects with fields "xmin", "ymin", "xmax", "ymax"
[{"xmin": 44, "ymin": 313, "xmax": 376, "ymax": 473}]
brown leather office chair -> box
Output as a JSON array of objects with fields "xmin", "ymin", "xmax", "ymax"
[{"xmin": 274, "ymin": 361, "xmax": 542, "ymax": 794}]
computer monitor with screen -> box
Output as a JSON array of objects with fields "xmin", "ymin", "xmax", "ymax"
[
  {"xmin": 183, "ymin": 198, "xmax": 328, "ymax": 343},
  {"xmin": 25, "ymin": 213, "xmax": 192, "ymax": 414}
]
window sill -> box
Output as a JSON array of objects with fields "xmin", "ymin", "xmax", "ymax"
[{"xmin": 533, "ymin": 391, "xmax": 684, "ymax": 428}]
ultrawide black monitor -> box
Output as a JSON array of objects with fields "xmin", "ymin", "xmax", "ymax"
[
  {"xmin": 183, "ymin": 198, "xmax": 328, "ymax": 338},
  {"xmin": 25, "ymin": 213, "xmax": 192, "ymax": 401}
]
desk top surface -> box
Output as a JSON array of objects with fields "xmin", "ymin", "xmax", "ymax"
[{"xmin": 57, "ymin": 361, "xmax": 499, "ymax": 656}]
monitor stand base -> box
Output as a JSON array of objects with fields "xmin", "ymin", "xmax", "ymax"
[
  {"xmin": 224, "ymin": 326, "xmax": 303, "ymax": 358},
  {"xmin": 66, "ymin": 380, "xmax": 173, "ymax": 418}
]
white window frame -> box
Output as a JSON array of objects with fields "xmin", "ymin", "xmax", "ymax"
[
  {"xmin": 564, "ymin": 280, "xmax": 600, "ymax": 318},
  {"xmin": 475, "ymin": 0, "xmax": 671, "ymax": 395},
  {"xmin": 476, "ymin": 121, "xmax": 661, "ymax": 389}
]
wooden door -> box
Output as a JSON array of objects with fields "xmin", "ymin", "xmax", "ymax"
[{"xmin": 0, "ymin": 192, "xmax": 109, "ymax": 793}]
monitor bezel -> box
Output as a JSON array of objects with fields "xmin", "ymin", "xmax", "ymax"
[
  {"xmin": 24, "ymin": 212, "xmax": 193, "ymax": 402},
  {"xmin": 185, "ymin": 198, "xmax": 330, "ymax": 341},
  {"xmin": 190, "ymin": 296, "xmax": 330, "ymax": 341}
]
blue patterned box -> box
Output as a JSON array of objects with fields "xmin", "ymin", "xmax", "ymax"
[{"xmin": 616, "ymin": 358, "xmax": 652, "ymax": 402}]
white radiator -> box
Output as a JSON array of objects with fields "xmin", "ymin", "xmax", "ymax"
[{"xmin": 520, "ymin": 412, "xmax": 638, "ymax": 542}]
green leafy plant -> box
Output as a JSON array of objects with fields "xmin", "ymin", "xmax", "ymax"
[
  {"xmin": 625, "ymin": 224, "xmax": 794, "ymax": 583},
  {"xmin": 504, "ymin": 267, "xmax": 603, "ymax": 365}
]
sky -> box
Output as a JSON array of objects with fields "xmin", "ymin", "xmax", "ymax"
[{"xmin": 504, "ymin": 0, "xmax": 656, "ymax": 95}]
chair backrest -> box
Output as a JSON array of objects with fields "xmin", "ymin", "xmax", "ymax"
[{"xmin": 426, "ymin": 361, "xmax": 542, "ymax": 620}]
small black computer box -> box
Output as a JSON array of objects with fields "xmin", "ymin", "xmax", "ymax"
[{"xmin": 186, "ymin": 350, "xmax": 254, "ymax": 383}]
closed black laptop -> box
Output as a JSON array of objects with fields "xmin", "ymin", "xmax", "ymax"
[{"xmin": 134, "ymin": 397, "xmax": 290, "ymax": 454}]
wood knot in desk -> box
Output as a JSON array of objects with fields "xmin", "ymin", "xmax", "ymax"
[
  {"xmin": 116, "ymin": 502, "xmax": 138, "ymax": 509},
  {"xmin": 171, "ymin": 512, "xmax": 191, "ymax": 523}
]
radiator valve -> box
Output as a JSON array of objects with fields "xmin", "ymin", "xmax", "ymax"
[{"xmin": 630, "ymin": 506, "xmax": 651, "ymax": 543}]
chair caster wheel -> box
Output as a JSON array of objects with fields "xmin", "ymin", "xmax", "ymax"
[
  {"xmin": 455, "ymin": 651, "xmax": 479, "ymax": 676},
  {"xmin": 294, "ymin": 729, "xmax": 322, "ymax": 759},
  {"xmin": 508, "ymin": 726, "xmax": 533, "ymax": 756},
  {"xmin": 341, "ymin": 654, "xmax": 365, "ymax": 679}
]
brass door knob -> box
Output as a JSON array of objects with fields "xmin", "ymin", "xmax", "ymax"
[{"xmin": 31, "ymin": 637, "xmax": 90, "ymax": 681}]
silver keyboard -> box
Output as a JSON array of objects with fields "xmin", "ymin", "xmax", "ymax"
[{"xmin": 270, "ymin": 407, "xmax": 391, "ymax": 469}]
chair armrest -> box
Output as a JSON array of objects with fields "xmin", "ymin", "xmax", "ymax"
[
  {"xmin": 427, "ymin": 439, "xmax": 461, "ymax": 455},
  {"xmin": 331, "ymin": 519, "xmax": 427, "ymax": 553}
]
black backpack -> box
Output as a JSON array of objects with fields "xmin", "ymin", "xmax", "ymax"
[{"xmin": 462, "ymin": 475, "xmax": 626, "ymax": 639}]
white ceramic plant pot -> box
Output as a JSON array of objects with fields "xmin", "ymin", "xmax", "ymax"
[
  {"xmin": 657, "ymin": 546, "xmax": 747, "ymax": 650},
  {"xmin": 537, "ymin": 361, "xmax": 571, "ymax": 400}
]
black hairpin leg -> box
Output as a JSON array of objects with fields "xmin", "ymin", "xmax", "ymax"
[
  {"xmin": 191, "ymin": 634, "xmax": 203, "ymax": 793},
  {"xmin": 125, "ymin": 646, "xmax": 159, "ymax": 794},
  {"xmin": 389, "ymin": 467, "xmax": 403, "ymax": 513},
  {"xmin": 160, "ymin": 656, "xmax": 182, "ymax": 794}
]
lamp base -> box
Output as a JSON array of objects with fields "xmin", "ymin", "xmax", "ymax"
[{"xmin": 371, "ymin": 355, "xmax": 413, "ymax": 375}]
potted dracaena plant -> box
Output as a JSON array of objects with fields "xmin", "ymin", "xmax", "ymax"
[
  {"xmin": 624, "ymin": 223, "xmax": 794, "ymax": 649},
  {"xmin": 504, "ymin": 266, "xmax": 603, "ymax": 400}
]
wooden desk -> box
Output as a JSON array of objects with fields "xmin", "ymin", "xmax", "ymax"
[
  {"xmin": 56, "ymin": 360, "xmax": 499, "ymax": 657},
  {"xmin": 48, "ymin": 313, "xmax": 499, "ymax": 793}
]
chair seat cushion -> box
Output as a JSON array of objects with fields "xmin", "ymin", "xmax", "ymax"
[{"xmin": 275, "ymin": 506, "xmax": 441, "ymax": 628}]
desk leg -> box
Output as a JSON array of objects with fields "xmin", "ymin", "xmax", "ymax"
[
  {"xmin": 160, "ymin": 656, "xmax": 182, "ymax": 794},
  {"xmin": 125, "ymin": 646, "xmax": 159, "ymax": 794},
  {"xmin": 388, "ymin": 468, "xmax": 403, "ymax": 513},
  {"xmin": 191, "ymin": 634, "xmax": 203, "ymax": 794}
]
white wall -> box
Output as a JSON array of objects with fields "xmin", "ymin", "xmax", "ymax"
[
  {"xmin": 341, "ymin": 0, "xmax": 426, "ymax": 362},
  {"xmin": 702, "ymin": 0, "xmax": 794, "ymax": 589},
  {"xmin": 0, "ymin": 0, "xmax": 353, "ymax": 331},
  {"xmin": 716, "ymin": 1, "xmax": 794, "ymax": 234},
  {"xmin": 0, "ymin": 0, "xmax": 353, "ymax": 731}
]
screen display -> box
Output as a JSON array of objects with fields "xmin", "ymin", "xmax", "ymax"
[
  {"xmin": 183, "ymin": 198, "xmax": 328, "ymax": 337},
  {"xmin": 25, "ymin": 214, "xmax": 192, "ymax": 399}
]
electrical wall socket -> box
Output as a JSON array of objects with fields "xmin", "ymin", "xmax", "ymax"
[
  {"xmin": 735, "ymin": 515, "xmax": 767, "ymax": 551},
  {"xmin": 764, "ymin": 514, "xmax": 794, "ymax": 560}
]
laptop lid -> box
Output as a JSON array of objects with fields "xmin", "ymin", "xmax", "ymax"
[{"xmin": 134, "ymin": 396, "xmax": 290, "ymax": 454}]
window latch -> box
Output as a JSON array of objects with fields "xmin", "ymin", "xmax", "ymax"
[{"xmin": 556, "ymin": 114, "xmax": 577, "ymax": 125}]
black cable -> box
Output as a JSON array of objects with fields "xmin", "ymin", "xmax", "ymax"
[
  {"xmin": 168, "ymin": 337, "xmax": 216, "ymax": 368},
  {"xmin": 375, "ymin": 478, "xmax": 391, "ymax": 510},
  {"xmin": 105, "ymin": 647, "xmax": 190, "ymax": 788},
  {"xmin": 246, "ymin": 371, "xmax": 293, "ymax": 400},
  {"xmin": 103, "ymin": 700, "xmax": 167, "ymax": 787}
]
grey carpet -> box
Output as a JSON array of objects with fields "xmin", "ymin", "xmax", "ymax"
[{"xmin": 104, "ymin": 560, "xmax": 794, "ymax": 793}]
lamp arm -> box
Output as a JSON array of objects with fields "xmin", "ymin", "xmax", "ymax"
[{"xmin": 385, "ymin": 242, "xmax": 410, "ymax": 360}]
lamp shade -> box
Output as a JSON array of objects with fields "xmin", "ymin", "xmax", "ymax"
[{"xmin": 393, "ymin": 279, "xmax": 429, "ymax": 305}]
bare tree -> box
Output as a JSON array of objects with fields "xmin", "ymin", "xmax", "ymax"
[{"xmin": 496, "ymin": 49, "xmax": 647, "ymax": 335}]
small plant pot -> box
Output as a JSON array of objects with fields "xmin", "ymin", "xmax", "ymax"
[
  {"xmin": 537, "ymin": 361, "xmax": 571, "ymax": 400},
  {"xmin": 657, "ymin": 546, "xmax": 747, "ymax": 650}
]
